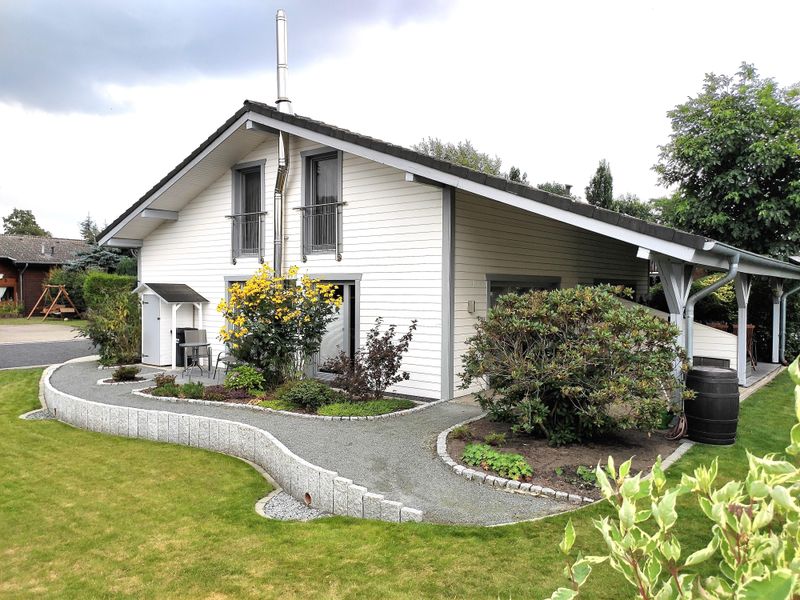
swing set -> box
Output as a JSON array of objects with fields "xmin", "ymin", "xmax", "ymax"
[{"xmin": 26, "ymin": 285, "xmax": 79, "ymax": 321}]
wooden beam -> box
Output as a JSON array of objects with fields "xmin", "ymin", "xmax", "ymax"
[
  {"xmin": 141, "ymin": 209, "xmax": 178, "ymax": 221},
  {"xmin": 245, "ymin": 120, "xmax": 279, "ymax": 135},
  {"xmin": 105, "ymin": 238, "xmax": 143, "ymax": 248}
]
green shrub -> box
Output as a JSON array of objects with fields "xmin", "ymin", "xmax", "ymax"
[
  {"xmin": 79, "ymin": 272, "xmax": 139, "ymax": 365},
  {"xmin": 223, "ymin": 364, "xmax": 264, "ymax": 391},
  {"xmin": 151, "ymin": 383, "xmax": 181, "ymax": 398},
  {"xmin": 0, "ymin": 300, "xmax": 22, "ymax": 315},
  {"xmin": 275, "ymin": 379, "xmax": 343, "ymax": 411},
  {"xmin": 450, "ymin": 425, "xmax": 473, "ymax": 441},
  {"xmin": 46, "ymin": 267, "xmax": 88, "ymax": 313},
  {"xmin": 461, "ymin": 286, "xmax": 685, "ymax": 446},
  {"xmin": 550, "ymin": 358, "xmax": 800, "ymax": 599},
  {"xmin": 181, "ymin": 381, "xmax": 205, "ymax": 400},
  {"xmin": 575, "ymin": 465, "xmax": 597, "ymax": 486},
  {"xmin": 483, "ymin": 432, "xmax": 506, "ymax": 447},
  {"xmin": 111, "ymin": 366, "xmax": 140, "ymax": 382},
  {"xmin": 316, "ymin": 398, "xmax": 415, "ymax": 417},
  {"xmin": 461, "ymin": 443, "xmax": 533, "ymax": 481},
  {"xmin": 153, "ymin": 373, "xmax": 176, "ymax": 387}
]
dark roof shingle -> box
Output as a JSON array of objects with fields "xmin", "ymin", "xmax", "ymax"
[
  {"xmin": 143, "ymin": 283, "xmax": 208, "ymax": 303},
  {"xmin": 0, "ymin": 235, "xmax": 89, "ymax": 265}
]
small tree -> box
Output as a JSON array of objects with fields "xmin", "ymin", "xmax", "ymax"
[
  {"xmin": 78, "ymin": 213, "xmax": 100, "ymax": 243},
  {"xmin": 538, "ymin": 181, "xmax": 576, "ymax": 198},
  {"xmin": 585, "ymin": 160, "xmax": 614, "ymax": 209},
  {"xmin": 508, "ymin": 166, "xmax": 529, "ymax": 184},
  {"xmin": 461, "ymin": 286, "xmax": 685, "ymax": 445},
  {"xmin": 325, "ymin": 318, "xmax": 417, "ymax": 401},
  {"xmin": 611, "ymin": 193, "xmax": 658, "ymax": 221},
  {"xmin": 2, "ymin": 208, "xmax": 50, "ymax": 236},
  {"xmin": 549, "ymin": 357, "xmax": 800, "ymax": 599},
  {"xmin": 216, "ymin": 265, "xmax": 341, "ymax": 387}
]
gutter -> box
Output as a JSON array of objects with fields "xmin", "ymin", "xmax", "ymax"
[
  {"xmin": 684, "ymin": 253, "xmax": 740, "ymax": 366},
  {"xmin": 780, "ymin": 283, "xmax": 800, "ymax": 364},
  {"xmin": 706, "ymin": 241, "xmax": 800, "ymax": 277}
]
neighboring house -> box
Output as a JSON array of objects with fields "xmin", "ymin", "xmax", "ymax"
[
  {"xmin": 98, "ymin": 100, "xmax": 800, "ymax": 398},
  {"xmin": 0, "ymin": 235, "xmax": 89, "ymax": 311}
]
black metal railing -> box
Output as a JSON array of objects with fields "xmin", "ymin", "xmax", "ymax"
[
  {"xmin": 226, "ymin": 211, "xmax": 268, "ymax": 264},
  {"xmin": 295, "ymin": 201, "xmax": 345, "ymax": 261}
]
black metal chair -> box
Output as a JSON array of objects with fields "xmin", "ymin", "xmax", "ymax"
[{"xmin": 213, "ymin": 346, "xmax": 241, "ymax": 380}]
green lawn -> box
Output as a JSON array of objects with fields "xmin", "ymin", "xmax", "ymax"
[
  {"xmin": 258, "ymin": 397, "xmax": 416, "ymax": 416},
  {"xmin": 0, "ymin": 368, "xmax": 795, "ymax": 598},
  {"xmin": 0, "ymin": 317, "xmax": 87, "ymax": 328}
]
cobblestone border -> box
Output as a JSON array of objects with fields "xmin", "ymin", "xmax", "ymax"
[
  {"xmin": 41, "ymin": 358, "xmax": 424, "ymax": 523},
  {"xmin": 437, "ymin": 414, "xmax": 598, "ymax": 506},
  {"xmin": 131, "ymin": 388, "xmax": 446, "ymax": 421}
]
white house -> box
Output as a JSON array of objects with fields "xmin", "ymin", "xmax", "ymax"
[{"xmin": 98, "ymin": 97, "xmax": 800, "ymax": 399}]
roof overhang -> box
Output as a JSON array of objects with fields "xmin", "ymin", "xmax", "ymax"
[{"xmin": 101, "ymin": 100, "xmax": 800, "ymax": 283}]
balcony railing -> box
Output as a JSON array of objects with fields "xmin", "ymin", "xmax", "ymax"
[
  {"xmin": 226, "ymin": 211, "xmax": 268, "ymax": 264},
  {"xmin": 295, "ymin": 201, "xmax": 345, "ymax": 261}
]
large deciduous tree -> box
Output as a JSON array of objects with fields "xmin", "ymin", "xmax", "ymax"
[
  {"xmin": 2, "ymin": 208, "xmax": 50, "ymax": 236},
  {"xmin": 585, "ymin": 160, "xmax": 614, "ymax": 209},
  {"xmin": 654, "ymin": 63, "xmax": 800, "ymax": 258},
  {"xmin": 412, "ymin": 137, "xmax": 503, "ymax": 176}
]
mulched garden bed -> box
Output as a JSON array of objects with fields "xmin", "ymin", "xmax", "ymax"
[
  {"xmin": 102, "ymin": 377, "xmax": 148, "ymax": 384},
  {"xmin": 448, "ymin": 417, "xmax": 681, "ymax": 500}
]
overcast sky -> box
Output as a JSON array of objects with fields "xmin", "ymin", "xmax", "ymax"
[{"xmin": 1, "ymin": 0, "xmax": 798, "ymax": 238}]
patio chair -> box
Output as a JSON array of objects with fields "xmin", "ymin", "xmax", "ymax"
[
  {"xmin": 213, "ymin": 346, "xmax": 241, "ymax": 380},
  {"xmin": 181, "ymin": 329, "xmax": 212, "ymax": 378}
]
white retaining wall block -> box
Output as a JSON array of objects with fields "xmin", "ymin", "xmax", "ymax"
[{"xmin": 41, "ymin": 362, "xmax": 424, "ymax": 524}]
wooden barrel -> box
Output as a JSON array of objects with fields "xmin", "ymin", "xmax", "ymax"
[{"xmin": 684, "ymin": 366, "xmax": 739, "ymax": 445}]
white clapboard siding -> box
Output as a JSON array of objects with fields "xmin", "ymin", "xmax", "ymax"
[
  {"xmin": 453, "ymin": 191, "xmax": 650, "ymax": 395},
  {"xmin": 139, "ymin": 134, "xmax": 444, "ymax": 399},
  {"xmin": 637, "ymin": 303, "xmax": 738, "ymax": 367}
]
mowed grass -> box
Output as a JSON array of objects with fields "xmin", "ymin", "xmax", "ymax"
[
  {"xmin": 0, "ymin": 317, "xmax": 87, "ymax": 327},
  {"xmin": 0, "ymin": 368, "xmax": 795, "ymax": 598}
]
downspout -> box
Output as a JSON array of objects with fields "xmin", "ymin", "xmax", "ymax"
[
  {"xmin": 684, "ymin": 253, "xmax": 739, "ymax": 366},
  {"xmin": 780, "ymin": 283, "xmax": 800, "ymax": 364},
  {"xmin": 18, "ymin": 262, "xmax": 29, "ymax": 307},
  {"xmin": 273, "ymin": 9, "xmax": 292, "ymax": 276}
]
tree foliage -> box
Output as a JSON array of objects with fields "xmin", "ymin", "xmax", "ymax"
[
  {"xmin": 461, "ymin": 286, "xmax": 685, "ymax": 446},
  {"xmin": 585, "ymin": 160, "xmax": 614, "ymax": 209},
  {"xmin": 611, "ymin": 193, "xmax": 658, "ymax": 221},
  {"xmin": 549, "ymin": 358, "xmax": 800, "ymax": 600},
  {"xmin": 654, "ymin": 63, "xmax": 800, "ymax": 258},
  {"xmin": 79, "ymin": 272, "xmax": 139, "ymax": 365},
  {"xmin": 538, "ymin": 181, "xmax": 576, "ymax": 198},
  {"xmin": 2, "ymin": 208, "xmax": 50, "ymax": 236},
  {"xmin": 412, "ymin": 137, "xmax": 503, "ymax": 176},
  {"xmin": 78, "ymin": 213, "xmax": 100, "ymax": 243},
  {"xmin": 508, "ymin": 166, "xmax": 529, "ymax": 183}
]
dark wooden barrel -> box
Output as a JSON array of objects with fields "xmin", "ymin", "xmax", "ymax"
[{"xmin": 684, "ymin": 366, "xmax": 740, "ymax": 445}]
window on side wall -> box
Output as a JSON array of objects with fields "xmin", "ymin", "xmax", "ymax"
[
  {"xmin": 230, "ymin": 161, "xmax": 265, "ymax": 262},
  {"xmin": 302, "ymin": 149, "xmax": 343, "ymax": 260},
  {"xmin": 487, "ymin": 276, "xmax": 561, "ymax": 308}
]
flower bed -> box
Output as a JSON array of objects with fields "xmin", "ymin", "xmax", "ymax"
[{"xmin": 448, "ymin": 417, "xmax": 680, "ymax": 500}]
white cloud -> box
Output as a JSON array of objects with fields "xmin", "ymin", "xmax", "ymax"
[{"xmin": 1, "ymin": 0, "xmax": 798, "ymax": 237}]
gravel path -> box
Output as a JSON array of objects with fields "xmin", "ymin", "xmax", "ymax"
[
  {"xmin": 262, "ymin": 492, "xmax": 326, "ymax": 521},
  {"xmin": 49, "ymin": 360, "xmax": 565, "ymax": 525},
  {"xmin": 0, "ymin": 339, "xmax": 96, "ymax": 369}
]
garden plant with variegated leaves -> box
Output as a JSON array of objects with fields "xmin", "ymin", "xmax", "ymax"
[{"xmin": 548, "ymin": 357, "xmax": 800, "ymax": 599}]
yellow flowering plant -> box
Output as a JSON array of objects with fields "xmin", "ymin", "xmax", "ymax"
[{"xmin": 217, "ymin": 264, "xmax": 341, "ymax": 387}]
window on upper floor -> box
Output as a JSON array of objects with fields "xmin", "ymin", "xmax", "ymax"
[
  {"xmin": 229, "ymin": 160, "xmax": 266, "ymax": 263},
  {"xmin": 301, "ymin": 149, "xmax": 343, "ymax": 261}
]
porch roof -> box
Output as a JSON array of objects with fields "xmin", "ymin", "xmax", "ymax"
[
  {"xmin": 134, "ymin": 283, "xmax": 207, "ymax": 303},
  {"xmin": 99, "ymin": 100, "xmax": 800, "ymax": 282}
]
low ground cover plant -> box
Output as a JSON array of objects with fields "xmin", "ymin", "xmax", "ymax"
[
  {"xmin": 461, "ymin": 285, "xmax": 686, "ymax": 446},
  {"xmin": 548, "ymin": 358, "xmax": 800, "ymax": 599},
  {"xmin": 450, "ymin": 425, "xmax": 473, "ymax": 440},
  {"xmin": 483, "ymin": 432, "xmax": 507, "ymax": 447},
  {"xmin": 325, "ymin": 317, "xmax": 417, "ymax": 401},
  {"xmin": 273, "ymin": 379, "xmax": 345, "ymax": 411},
  {"xmin": 462, "ymin": 443, "xmax": 533, "ymax": 481},
  {"xmin": 111, "ymin": 366, "xmax": 141, "ymax": 382},
  {"xmin": 223, "ymin": 364, "xmax": 265, "ymax": 392},
  {"xmin": 316, "ymin": 398, "xmax": 415, "ymax": 417}
]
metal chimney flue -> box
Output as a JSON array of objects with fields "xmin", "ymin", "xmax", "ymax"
[{"xmin": 275, "ymin": 9, "xmax": 293, "ymax": 114}]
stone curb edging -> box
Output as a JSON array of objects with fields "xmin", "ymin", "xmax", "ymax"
[
  {"xmin": 130, "ymin": 388, "xmax": 447, "ymax": 422},
  {"xmin": 41, "ymin": 358, "xmax": 424, "ymax": 524},
  {"xmin": 437, "ymin": 414, "xmax": 596, "ymax": 506},
  {"xmin": 97, "ymin": 377, "xmax": 154, "ymax": 386}
]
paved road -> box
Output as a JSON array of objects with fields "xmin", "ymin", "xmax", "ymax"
[
  {"xmin": 50, "ymin": 359, "xmax": 566, "ymax": 525},
  {"xmin": 0, "ymin": 323, "xmax": 83, "ymax": 344},
  {"xmin": 0, "ymin": 339, "xmax": 96, "ymax": 369}
]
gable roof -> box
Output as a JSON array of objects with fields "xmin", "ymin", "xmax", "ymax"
[
  {"xmin": 0, "ymin": 235, "xmax": 89, "ymax": 265},
  {"xmin": 99, "ymin": 100, "xmax": 800, "ymax": 281}
]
